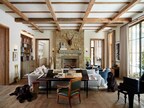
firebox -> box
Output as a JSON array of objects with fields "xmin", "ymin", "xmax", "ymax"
[{"xmin": 61, "ymin": 56, "xmax": 79, "ymax": 68}]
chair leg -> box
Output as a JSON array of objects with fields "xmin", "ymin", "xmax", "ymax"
[
  {"xmin": 79, "ymin": 93, "xmax": 81, "ymax": 103},
  {"xmin": 138, "ymin": 94, "xmax": 140, "ymax": 102},
  {"xmin": 118, "ymin": 90, "xmax": 120, "ymax": 100},
  {"xmin": 69, "ymin": 98, "xmax": 72, "ymax": 108},
  {"xmin": 124, "ymin": 93, "xmax": 127, "ymax": 104}
]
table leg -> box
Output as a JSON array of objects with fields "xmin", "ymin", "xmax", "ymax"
[
  {"xmin": 46, "ymin": 81, "xmax": 48, "ymax": 98},
  {"xmin": 86, "ymin": 80, "xmax": 88, "ymax": 98},
  {"xmin": 84, "ymin": 81, "xmax": 86, "ymax": 91},
  {"xmin": 49, "ymin": 81, "xmax": 51, "ymax": 93}
]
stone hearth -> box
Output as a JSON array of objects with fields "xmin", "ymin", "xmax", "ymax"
[{"xmin": 54, "ymin": 30, "xmax": 84, "ymax": 69}]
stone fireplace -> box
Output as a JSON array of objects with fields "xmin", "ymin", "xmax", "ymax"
[
  {"xmin": 54, "ymin": 30, "xmax": 84, "ymax": 69},
  {"xmin": 61, "ymin": 56, "xmax": 79, "ymax": 68}
]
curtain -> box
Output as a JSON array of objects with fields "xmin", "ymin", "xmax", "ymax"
[
  {"xmin": 120, "ymin": 24, "xmax": 128, "ymax": 78},
  {"xmin": 107, "ymin": 31, "xmax": 115, "ymax": 68}
]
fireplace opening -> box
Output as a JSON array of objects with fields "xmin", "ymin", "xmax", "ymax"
[
  {"xmin": 62, "ymin": 56, "xmax": 79, "ymax": 68},
  {"xmin": 64, "ymin": 59, "xmax": 77, "ymax": 68}
]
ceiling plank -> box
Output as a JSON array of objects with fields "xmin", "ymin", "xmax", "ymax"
[
  {"xmin": 0, "ymin": 0, "xmax": 43, "ymax": 33},
  {"xmin": 79, "ymin": 0, "xmax": 95, "ymax": 31},
  {"xmin": 96, "ymin": 0, "xmax": 140, "ymax": 32},
  {"xmin": 45, "ymin": 0, "xmax": 61, "ymax": 31},
  {"xmin": 15, "ymin": 18, "xmax": 131, "ymax": 23}
]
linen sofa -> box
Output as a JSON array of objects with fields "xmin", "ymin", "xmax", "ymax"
[
  {"xmin": 28, "ymin": 67, "xmax": 107, "ymax": 89},
  {"xmin": 83, "ymin": 69, "xmax": 107, "ymax": 89}
]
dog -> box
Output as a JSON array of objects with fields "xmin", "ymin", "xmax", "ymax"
[
  {"xmin": 107, "ymin": 72, "xmax": 118, "ymax": 92},
  {"xmin": 10, "ymin": 85, "xmax": 33, "ymax": 103}
]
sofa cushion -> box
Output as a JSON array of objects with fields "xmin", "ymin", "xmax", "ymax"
[{"xmin": 87, "ymin": 69, "xmax": 95, "ymax": 75}]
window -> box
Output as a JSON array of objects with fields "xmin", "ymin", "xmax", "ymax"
[
  {"xmin": 128, "ymin": 21, "xmax": 144, "ymax": 77},
  {"xmin": 90, "ymin": 39, "xmax": 104, "ymax": 67}
]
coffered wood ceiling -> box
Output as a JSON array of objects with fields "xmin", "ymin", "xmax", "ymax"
[{"xmin": 0, "ymin": 0, "xmax": 144, "ymax": 32}]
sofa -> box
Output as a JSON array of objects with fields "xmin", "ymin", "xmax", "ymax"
[
  {"xmin": 28, "ymin": 65, "xmax": 48, "ymax": 87},
  {"xmin": 28, "ymin": 67, "xmax": 107, "ymax": 89},
  {"xmin": 84, "ymin": 69, "xmax": 107, "ymax": 89}
]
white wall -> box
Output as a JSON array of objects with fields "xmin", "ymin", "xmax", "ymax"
[
  {"xmin": 84, "ymin": 30, "xmax": 107, "ymax": 67},
  {"xmin": 0, "ymin": 9, "xmax": 35, "ymax": 83}
]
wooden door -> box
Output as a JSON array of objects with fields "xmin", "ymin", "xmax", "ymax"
[{"xmin": 0, "ymin": 25, "xmax": 9, "ymax": 85}]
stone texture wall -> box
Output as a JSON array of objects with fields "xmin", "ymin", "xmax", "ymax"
[{"xmin": 54, "ymin": 30, "xmax": 84, "ymax": 69}]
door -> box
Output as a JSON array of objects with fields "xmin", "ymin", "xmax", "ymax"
[
  {"xmin": 0, "ymin": 24, "xmax": 9, "ymax": 85},
  {"xmin": 36, "ymin": 39, "xmax": 50, "ymax": 68}
]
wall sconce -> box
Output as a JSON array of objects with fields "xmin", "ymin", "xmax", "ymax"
[
  {"xmin": 52, "ymin": 48, "xmax": 54, "ymax": 52},
  {"xmin": 14, "ymin": 45, "xmax": 18, "ymax": 51},
  {"xmin": 85, "ymin": 48, "xmax": 88, "ymax": 52}
]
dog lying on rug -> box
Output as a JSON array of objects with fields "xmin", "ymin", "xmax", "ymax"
[
  {"xmin": 107, "ymin": 72, "xmax": 118, "ymax": 92},
  {"xmin": 10, "ymin": 85, "xmax": 33, "ymax": 103}
]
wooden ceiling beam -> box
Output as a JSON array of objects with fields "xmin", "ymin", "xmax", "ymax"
[
  {"xmin": 29, "ymin": 25, "xmax": 117, "ymax": 28},
  {"xmin": 96, "ymin": 0, "xmax": 140, "ymax": 32},
  {"xmin": 0, "ymin": 0, "xmax": 43, "ymax": 33},
  {"xmin": 6, "ymin": 10, "xmax": 143, "ymax": 14},
  {"xmin": 45, "ymin": 0, "xmax": 61, "ymax": 31},
  {"xmin": 1, "ymin": 2, "xmax": 144, "ymax": 4},
  {"xmin": 79, "ymin": 0, "xmax": 95, "ymax": 31},
  {"xmin": 15, "ymin": 18, "xmax": 131, "ymax": 23}
]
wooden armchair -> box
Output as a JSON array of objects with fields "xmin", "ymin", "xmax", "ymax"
[{"xmin": 57, "ymin": 78, "xmax": 81, "ymax": 108}]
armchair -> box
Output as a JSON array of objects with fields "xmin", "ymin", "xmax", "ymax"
[
  {"xmin": 57, "ymin": 78, "xmax": 81, "ymax": 108},
  {"xmin": 99, "ymin": 68, "xmax": 110, "ymax": 83}
]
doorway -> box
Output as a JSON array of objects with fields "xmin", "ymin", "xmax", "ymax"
[
  {"xmin": 90, "ymin": 39, "xmax": 104, "ymax": 68},
  {"xmin": 0, "ymin": 24, "xmax": 9, "ymax": 85},
  {"xmin": 35, "ymin": 39, "xmax": 50, "ymax": 67}
]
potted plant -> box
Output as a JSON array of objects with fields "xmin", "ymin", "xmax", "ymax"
[{"xmin": 85, "ymin": 56, "xmax": 91, "ymax": 67}]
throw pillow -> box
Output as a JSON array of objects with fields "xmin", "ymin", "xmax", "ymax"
[{"xmin": 41, "ymin": 65, "xmax": 48, "ymax": 73}]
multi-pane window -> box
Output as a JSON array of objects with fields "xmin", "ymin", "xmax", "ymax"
[
  {"xmin": 128, "ymin": 21, "xmax": 144, "ymax": 77},
  {"xmin": 90, "ymin": 39, "xmax": 104, "ymax": 67}
]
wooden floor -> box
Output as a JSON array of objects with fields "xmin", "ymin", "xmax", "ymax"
[{"xmin": 0, "ymin": 79, "xmax": 144, "ymax": 108}]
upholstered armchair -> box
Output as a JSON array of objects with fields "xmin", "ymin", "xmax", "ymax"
[
  {"xmin": 99, "ymin": 68, "xmax": 110, "ymax": 83},
  {"xmin": 57, "ymin": 78, "xmax": 81, "ymax": 108}
]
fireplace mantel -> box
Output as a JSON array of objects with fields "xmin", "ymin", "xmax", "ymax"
[{"xmin": 59, "ymin": 50, "xmax": 81, "ymax": 55}]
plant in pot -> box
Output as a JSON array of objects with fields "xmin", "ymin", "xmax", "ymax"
[{"xmin": 85, "ymin": 56, "xmax": 91, "ymax": 67}]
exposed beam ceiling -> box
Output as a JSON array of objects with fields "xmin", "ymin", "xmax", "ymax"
[
  {"xmin": 79, "ymin": 0, "xmax": 95, "ymax": 31},
  {"xmin": 45, "ymin": 0, "xmax": 60, "ymax": 31},
  {"xmin": 96, "ymin": 0, "xmax": 140, "ymax": 32},
  {"xmin": 0, "ymin": 0, "xmax": 43, "ymax": 33},
  {"xmin": 0, "ymin": 0, "xmax": 143, "ymax": 32}
]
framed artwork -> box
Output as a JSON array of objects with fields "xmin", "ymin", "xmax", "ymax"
[
  {"xmin": 115, "ymin": 42, "xmax": 120, "ymax": 61},
  {"xmin": 13, "ymin": 52, "xmax": 18, "ymax": 61}
]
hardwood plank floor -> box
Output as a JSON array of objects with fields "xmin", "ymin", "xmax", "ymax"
[{"xmin": 0, "ymin": 79, "xmax": 144, "ymax": 108}]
